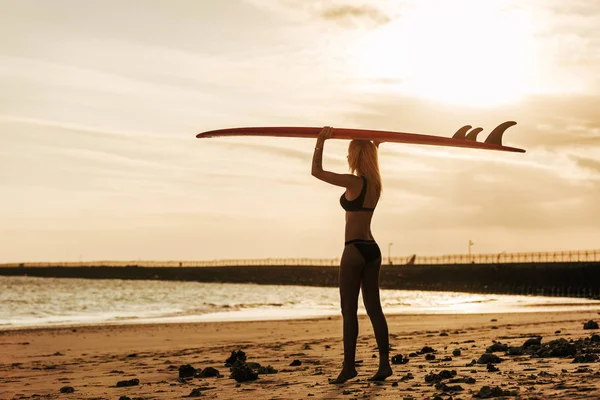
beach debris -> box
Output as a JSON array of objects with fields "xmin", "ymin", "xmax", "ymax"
[
  {"xmin": 391, "ymin": 354, "xmax": 409, "ymax": 364},
  {"xmin": 584, "ymin": 320, "xmax": 599, "ymax": 329},
  {"xmin": 289, "ymin": 359, "xmax": 302, "ymax": 366},
  {"xmin": 419, "ymin": 346, "xmax": 436, "ymax": 354},
  {"xmin": 523, "ymin": 338, "xmax": 576, "ymax": 358},
  {"xmin": 487, "ymin": 363, "xmax": 500, "ymax": 372},
  {"xmin": 179, "ymin": 364, "xmax": 197, "ymax": 378},
  {"xmin": 477, "ymin": 353, "xmax": 502, "ymax": 364},
  {"xmin": 572, "ymin": 353, "xmax": 599, "ymax": 363},
  {"xmin": 448, "ymin": 376, "xmax": 476, "ymax": 384},
  {"xmin": 452, "ymin": 349, "xmax": 461, "ymax": 356},
  {"xmin": 59, "ymin": 386, "xmax": 74, "ymax": 393},
  {"xmin": 186, "ymin": 388, "xmax": 204, "ymax": 397},
  {"xmin": 225, "ymin": 350, "xmax": 247, "ymax": 367},
  {"xmin": 522, "ymin": 337, "xmax": 542, "ymax": 348},
  {"xmin": 474, "ymin": 385, "xmax": 518, "ymax": 398},
  {"xmin": 486, "ymin": 342, "xmax": 508, "ymax": 353},
  {"xmin": 506, "ymin": 346, "xmax": 524, "ymax": 356},
  {"xmin": 424, "ymin": 369, "xmax": 456, "ymax": 383},
  {"xmin": 257, "ymin": 365, "xmax": 278, "ymax": 374},
  {"xmin": 116, "ymin": 378, "xmax": 140, "ymax": 387},
  {"xmin": 400, "ymin": 373, "xmax": 414, "ymax": 381},
  {"xmin": 230, "ymin": 359, "xmax": 258, "ymax": 382},
  {"xmin": 197, "ymin": 366, "xmax": 220, "ymax": 377},
  {"xmin": 435, "ymin": 381, "xmax": 464, "ymax": 392}
]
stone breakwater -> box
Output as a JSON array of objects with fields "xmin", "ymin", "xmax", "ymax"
[{"xmin": 1, "ymin": 261, "xmax": 600, "ymax": 299}]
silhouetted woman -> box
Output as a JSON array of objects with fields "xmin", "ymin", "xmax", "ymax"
[{"xmin": 311, "ymin": 126, "xmax": 392, "ymax": 383}]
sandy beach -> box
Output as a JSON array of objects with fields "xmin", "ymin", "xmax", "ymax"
[{"xmin": 2, "ymin": 310, "xmax": 600, "ymax": 399}]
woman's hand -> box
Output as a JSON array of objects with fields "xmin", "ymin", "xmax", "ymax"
[{"xmin": 317, "ymin": 126, "xmax": 334, "ymax": 144}]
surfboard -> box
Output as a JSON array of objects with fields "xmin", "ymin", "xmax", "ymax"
[{"xmin": 196, "ymin": 121, "xmax": 525, "ymax": 153}]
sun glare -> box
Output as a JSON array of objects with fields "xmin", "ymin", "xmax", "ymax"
[{"xmin": 352, "ymin": 1, "xmax": 534, "ymax": 107}]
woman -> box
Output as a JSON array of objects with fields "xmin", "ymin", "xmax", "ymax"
[{"xmin": 311, "ymin": 126, "xmax": 392, "ymax": 384}]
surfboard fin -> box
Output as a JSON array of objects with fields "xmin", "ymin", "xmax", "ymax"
[
  {"xmin": 452, "ymin": 125, "xmax": 472, "ymax": 139},
  {"xmin": 484, "ymin": 121, "xmax": 517, "ymax": 146},
  {"xmin": 465, "ymin": 127, "xmax": 483, "ymax": 141}
]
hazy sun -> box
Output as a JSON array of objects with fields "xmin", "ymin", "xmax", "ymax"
[{"xmin": 352, "ymin": 1, "xmax": 535, "ymax": 107}]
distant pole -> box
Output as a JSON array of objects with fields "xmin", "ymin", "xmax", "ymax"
[
  {"xmin": 388, "ymin": 242, "xmax": 393, "ymax": 265},
  {"xmin": 468, "ymin": 240, "xmax": 474, "ymax": 262}
]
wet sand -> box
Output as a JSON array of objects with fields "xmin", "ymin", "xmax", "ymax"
[{"xmin": 1, "ymin": 310, "xmax": 599, "ymax": 399}]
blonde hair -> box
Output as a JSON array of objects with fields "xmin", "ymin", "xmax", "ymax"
[{"xmin": 347, "ymin": 140, "xmax": 382, "ymax": 196}]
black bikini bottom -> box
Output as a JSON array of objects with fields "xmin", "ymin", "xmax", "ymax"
[{"xmin": 345, "ymin": 239, "xmax": 381, "ymax": 263}]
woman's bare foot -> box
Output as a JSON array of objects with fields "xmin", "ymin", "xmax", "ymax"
[
  {"xmin": 367, "ymin": 365, "xmax": 393, "ymax": 381},
  {"xmin": 328, "ymin": 368, "xmax": 358, "ymax": 384}
]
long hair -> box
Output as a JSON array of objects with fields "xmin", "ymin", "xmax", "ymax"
[{"xmin": 347, "ymin": 140, "xmax": 382, "ymax": 197}]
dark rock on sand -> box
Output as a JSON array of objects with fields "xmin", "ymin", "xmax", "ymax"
[
  {"xmin": 477, "ymin": 353, "xmax": 502, "ymax": 364},
  {"xmin": 225, "ymin": 350, "xmax": 247, "ymax": 367},
  {"xmin": 116, "ymin": 378, "xmax": 140, "ymax": 387},
  {"xmin": 420, "ymin": 346, "xmax": 436, "ymax": 354},
  {"xmin": 474, "ymin": 385, "xmax": 517, "ymax": 398},
  {"xmin": 187, "ymin": 388, "xmax": 204, "ymax": 397},
  {"xmin": 179, "ymin": 364, "xmax": 197, "ymax": 378},
  {"xmin": 486, "ymin": 342, "xmax": 508, "ymax": 353},
  {"xmin": 409, "ymin": 352, "xmax": 418, "ymax": 357},
  {"xmin": 289, "ymin": 360, "xmax": 302, "ymax": 366},
  {"xmin": 247, "ymin": 361, "xmax": 262, "ymax": 370},
  {"xmin": 524, "ymin": 338, "xmax": 576, "ymax": 358},
  {"xmin": 119, "ymin": 397, "xmax": 132, "ymax": 400},
  {"xmin": 435, "ymin": 382, "xmax": 463, "ymax": 392},
  {"xmin": 197, "ymin": 366, "xmax": 220, "ymax": 377},
  {"xmin": 391, "ymin": 354, "xmax": 409, "ymax": 364},
  {"xmin": 452, "ymin": 349, "xmax": 461, "ymax": 357},
  {"xmin": 506, "ymin": 346, "xmax": 524, "ymax": 356},
  {"xmin": 400, "ymin": 373, "xmax": 414, "ymax": 381},
  {"xmin": 523, "ymin": 337, "xmax": 542, "ymax": 348},
  {"xmin": 425, "ymin": 354, "xmax": 436, "ymax": 360},
  {"xmin": 591, "ymin": 334, "xmax": 600, "ymax": 342},
  {"xmin": 572, "ymin": 353, "xmax": 599, "ymax": 363},
  {"xmin": 230, "ymin": 359, "xmax": 258, "ymax": 382},
  {"xmin": 449, "ymin": 376, "xmax": 476, "ymax": 384},
  {"xmin": 257, "ymin": 365, "xmax": 278, "ymax": 374},
  {"xmin": 583, "ymin": 320, "xmax": 599, "ymax": 330},
  {"xmin": 486, "ymin": 363, "xmax": 500, "ymax": 372},
  {"xmin": 424, "ymin": 369, "xmax": 456, "ymax": 383},
  {"xmin": 441, "ymin": 356, "xmax": 452, "ymax": 362},
  {"xmin": 59, "ymin": 386, "xmax": 74, "ymax": 393}
]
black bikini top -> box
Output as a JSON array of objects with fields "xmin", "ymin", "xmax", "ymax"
[{"xmin": 340, "ymin": 176, "xmax": 375, "ymax": 212}]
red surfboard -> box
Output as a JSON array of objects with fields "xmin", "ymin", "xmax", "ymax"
[{"xmin": 197, "ymin": 121, "xmax": 525, "ymax": 153}]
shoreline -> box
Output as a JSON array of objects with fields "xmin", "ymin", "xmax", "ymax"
[{"xmin": 3, "ymin": 302, "xmax": 600, "ymax": 333}]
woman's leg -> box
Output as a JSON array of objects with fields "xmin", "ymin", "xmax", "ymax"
[
  {"xmin": 330, "ymin": 244, "xmax": 364, "ymax": 384},
  {"xmin": 361, "ymin": 255, "xmax": 392, "ymax": 381}
]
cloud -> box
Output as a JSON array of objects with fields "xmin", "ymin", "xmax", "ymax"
[
  {"xmin": 321, "ymin": 5, "xmax": 391, "ymax": 26},
  {"xmin": 571, "ymin": 155, "xmax": 600, "ymax": 174}
]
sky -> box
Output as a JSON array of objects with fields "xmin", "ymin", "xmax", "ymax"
[{"xmin": 1, "ymin": 0, "xmax": 599, "ymax": 262}]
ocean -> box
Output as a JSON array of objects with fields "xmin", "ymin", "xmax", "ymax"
[{"xmin": 2, "ymin": 276, "xmax": 600, "ymax": 329}]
